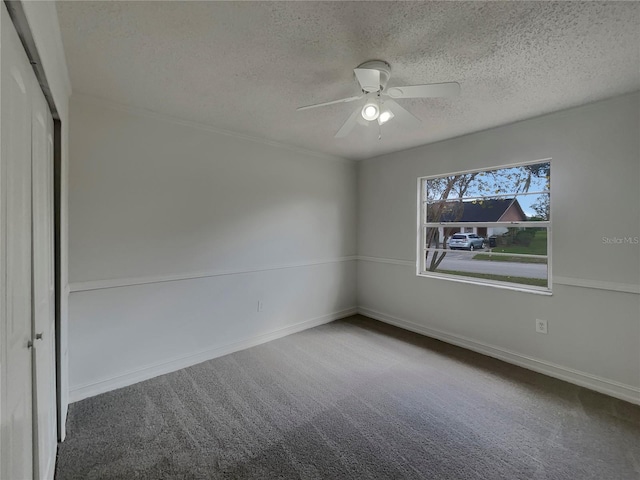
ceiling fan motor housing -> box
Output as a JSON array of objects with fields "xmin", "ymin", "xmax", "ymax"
[{"xmin": 356, "ymin": 60, "xmax": 391, "ymax": 92}]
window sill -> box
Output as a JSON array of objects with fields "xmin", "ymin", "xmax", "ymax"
[{"xmin": 416, "ymin": 271, "xmax": 553, "ymax": 296}]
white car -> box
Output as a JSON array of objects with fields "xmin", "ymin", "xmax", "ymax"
[{"xmin": 448, "ymin": 233, "xmax": 485, "ymax": 251}]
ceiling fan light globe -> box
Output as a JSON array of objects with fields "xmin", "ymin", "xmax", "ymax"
[
  {"xmin": 378, "ymin": 110, "xmax": 394, "ymax": 125},
  {"xmin": 361, "ymin": 102, "xmax": 380, "ymax": 121}
]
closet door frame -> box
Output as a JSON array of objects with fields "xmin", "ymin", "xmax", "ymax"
[{"xmin": 31, "ymin": 71, "xmax": 56, "ymax": 480}]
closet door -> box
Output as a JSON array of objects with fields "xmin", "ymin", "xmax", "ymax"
[
  {"xmin": 1, "ymin": 4, "xmax": 35, "ymax": 479},
  {"xmin": 31, "ymin": 76, "xmax": 57, "ymax": 479}
]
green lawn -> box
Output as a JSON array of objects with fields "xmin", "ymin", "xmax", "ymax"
[
  {"xmin": 491, "ymin": 230, "xmax": 547, "ymax": 255},
  {"xmin": 472, "ymin": 254, "xmax": 547, "ymax": 264},
  {"xmin": 438, "ymin": 269, "xmax": 548, "ymax": 287},
  {"xmin": 473, "ymin": 230, "xmax": 547, "ymax": 263}
]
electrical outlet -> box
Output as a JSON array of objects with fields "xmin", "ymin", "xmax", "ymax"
[
  {"xmin": 257, "ymin": 301, "xmax": 264, "ymax": 312},
  {"xmin": 536, "ymin": 319, "xmax": 548, "ymax": 334}
]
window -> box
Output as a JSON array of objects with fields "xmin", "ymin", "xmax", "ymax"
[{"xmin": 418, "ymin": 160, "xmax": 551, "ymax": 293}]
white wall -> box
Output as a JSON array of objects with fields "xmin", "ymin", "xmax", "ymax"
[
  {"xmin": 68, "ymin": 96, "xmax": 357, "ymax": 400},
  {"xmin": 358, "ymin": 93, "xmax": 640, "ymax": 403}
]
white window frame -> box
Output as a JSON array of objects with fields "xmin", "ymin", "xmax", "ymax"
[{"xmin": 416, "ymin": 159, "xmax": 552, "ymax": 295}]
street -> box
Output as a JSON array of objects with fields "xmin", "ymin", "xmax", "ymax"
[{"xmin": 428, "ymin": 249, "xmax": 547, "ymax": 279}]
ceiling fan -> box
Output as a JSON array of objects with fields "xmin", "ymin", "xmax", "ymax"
[{"xmin": 297, "ymin": 60, "xmax": 460, "ymax": 138}]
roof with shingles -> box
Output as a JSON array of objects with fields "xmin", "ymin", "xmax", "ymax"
[{"xmin": 437, "ymin": 199, "xmax": 525, "ymax": 222}]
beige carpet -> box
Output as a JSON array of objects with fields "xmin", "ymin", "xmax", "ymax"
[{"xmin": 56, "ymin": 315, "xmax": 640, "ymax": 479}]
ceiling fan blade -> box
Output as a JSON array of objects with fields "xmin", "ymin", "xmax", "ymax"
[
  {"xmin": 335, "ymin": 106, "xmax": 362, "ymax": 138},
  {"xmin": 385, "ymin": 82, "xmax": 461, "ymax": 99},
  {"xmin": 384, "ymin": 99, "xmax": 421, "ymax": 127},
  {"xmin": 354, "ymin": 68, "xmax": 381, "ymax": 92},
  {"xmin": 297, "ymin": 95, "xmax": 363, "ymax": 111}
]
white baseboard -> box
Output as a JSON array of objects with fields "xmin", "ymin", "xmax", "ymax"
[
  {"xmin": 358, "ymin": 306, "xmax": 640, "ymax": 405},
  {"xmin": 69, "ymin": 307, "xmax": 357, "ymax": 403}
]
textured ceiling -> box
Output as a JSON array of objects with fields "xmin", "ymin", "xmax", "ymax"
[{"xmin": 56, "ymin": 1, "xmax": 640, "ymax": 160}]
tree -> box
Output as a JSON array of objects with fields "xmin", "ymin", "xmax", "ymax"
[
  {"xmin": 528, "ymin": 164, "xmax": 551, "ymax": 220},
  {"xmin": 530, "ymin": 194, "xmax": 550, "ymax": 220},
  {"xmin": 424, "ymin": 174, "xmax": 478, "ymax": 271}
]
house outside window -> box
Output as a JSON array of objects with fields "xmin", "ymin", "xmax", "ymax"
[{"xmin": 418, "ymin": 160, "xmax": 551, "ymax": 294}]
